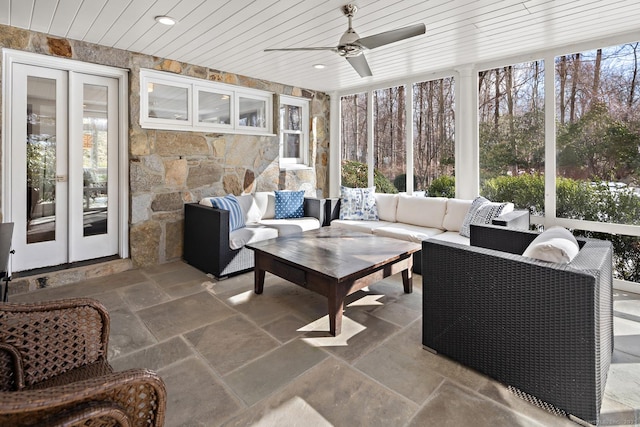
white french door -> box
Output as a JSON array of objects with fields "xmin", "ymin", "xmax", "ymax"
[{"xmin": 8, "ymin": 63, "xmax": 120, "ymax": 271}]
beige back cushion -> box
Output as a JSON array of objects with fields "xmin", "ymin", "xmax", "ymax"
[
  {"xmin": 395, "ymin": 195, "xmax": 448, "ymax": 229},
  {"xmin": 237, "ymin": 194, "xmax": 262, "ymax": 224},
  {"xmin": 375, "ymin": 193, "xmax": 399, "ymax": 222},
  {"xmin": 253, "ymin": 192, "xmax": 276, "ymax": 220},
  {"xmin": 442, "ymin": 198, "xmax": 473, "ymax": 232}
]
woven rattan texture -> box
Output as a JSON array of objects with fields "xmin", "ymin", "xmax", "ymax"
[
  {"xmin": 0, "ymin": 343, "xmax": 19, "ymax": 391},
  {"xmin": 0, "ymin": 298, "xmax": 108, "ymax": 387},
  {"xmin": 1, "ymin": 298, "xmax": 166, "ymax": 427},
  {"xmin": 422, "ymin": 226, "xmax": 613, "ymax": 425}
]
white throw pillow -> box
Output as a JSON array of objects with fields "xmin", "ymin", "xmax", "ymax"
[
  {"xmin": 522, "ymin": 226, "xmax": 580, "ymax": 263},
  {"xmin": 339, "ymin": 186, "xmax": 378, "ymax": 220},
  {"xmin": 459, "ymin": 197, "xmax": 509, "ymax": 238}
]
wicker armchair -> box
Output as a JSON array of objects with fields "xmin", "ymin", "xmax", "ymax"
[
  {"xmin": 0, "ymin": 298, "xmax": 166, "ymax": 426},
  {"xmin": 422, "ymin": 224, "xmax": 613, "ymax": 425}
]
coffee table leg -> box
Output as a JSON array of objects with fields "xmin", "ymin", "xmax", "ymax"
[
  {"xmin": 254, "ymin": 266, "xmax": 265, "ymax": 294},
  {"xmin": 328, "ymin": 290, "xmax": 343, "ymax": 336},
  {"xmin": 402, "ymin": 268, "xmax": 413, "ymax": 293}
]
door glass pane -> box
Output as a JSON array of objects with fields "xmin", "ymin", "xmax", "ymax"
[
  {"xmin": 198, "ymin": 90, "xmax": 231, "ymax": 124},
  {"xmin": 238, "ymin": 97, "xmax": 266, "ymax": 127},
  {"xmin": 148, "ymin": 82, "xmax": 188, "ymax": 120},
  {"xmin": 83, "ymin": 84, "xmax": 108, "ymax": 237},
  {"xmin": 26, "ymin": 76, "xmax": 57, "ymax": 244}
]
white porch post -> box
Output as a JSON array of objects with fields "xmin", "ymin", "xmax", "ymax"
[
  {"xmin": 455, "ymin": 66, "xmax": 479, "ymax": 199},
  {"xmin": 405, "ymin": 82, "xmax": 414, "ymax": 194},
  {"xmin": 329, "ymin": 92, "xmax": 341, "ymax": 198}
]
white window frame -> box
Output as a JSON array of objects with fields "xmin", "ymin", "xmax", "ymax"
[
  {"xmin": 279, "ymin": 95, "xmax": 309, "ymax": 167},
  {"xmin": 194, "ymin": 85, "xmax": 234, "ymax": 131},
  {"xmin": 140, "ymin": 73, "xmax": 193, "ymax": 130},
  {"xmin": 236, "ymin": 90, "xmax": 272, "ymax": 134},
  {"xmin": 139, "ymin": 69, "xmax": 273, "ymax": 135}
]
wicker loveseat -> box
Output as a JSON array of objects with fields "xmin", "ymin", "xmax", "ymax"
[
  {"xmin": 184, "ymin": 192, "xmax": 325, "ymax": 278},
  {"xmin": 0, "ymin": 298, "xmax": 166, "ymax": 426},
  {"xmin": 421, "ymin": 224, "xmax": 613, "ymax": 425}
]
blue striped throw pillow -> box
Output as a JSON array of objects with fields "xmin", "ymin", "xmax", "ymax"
[{"xmin": 209, "ymin": 194, "xmax": 245, "ymax": 231}]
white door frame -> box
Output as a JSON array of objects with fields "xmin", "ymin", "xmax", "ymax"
[
  {"xmin": 69, "ymin": 72, "xmax": 120, "ymax": 262},
  {"xmin": 10, "ymin": 64, "xmax": 69, "ymax": 270},
  {"xmin": 2, "ymin": 49, "xmax": 129, "ymax": 270}
]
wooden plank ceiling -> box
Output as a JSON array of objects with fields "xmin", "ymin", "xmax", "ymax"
[{"xmin": 1, "ymin": 0, "xmax": 640, "ymax": 92}]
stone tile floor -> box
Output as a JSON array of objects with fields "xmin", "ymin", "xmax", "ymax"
[{"xmin": 10, "ymin": 261, "xmax": 640, "ymax": 426}]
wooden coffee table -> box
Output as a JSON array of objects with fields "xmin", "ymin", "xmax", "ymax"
[{"xmin": 246, "ymin": 227, "xmax": 421, "ymax": 336}]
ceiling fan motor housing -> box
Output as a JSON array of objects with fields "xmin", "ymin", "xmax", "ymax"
[{"xmin": 338, "ymin": 4, "xmax": 364, "ymax": 57}]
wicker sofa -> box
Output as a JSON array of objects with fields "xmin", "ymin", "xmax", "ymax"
[
  {"xmin": 0, "ymin": 298, "xmax": 166, "ymax": 426},
  {"xmin": 184, "ymin": 192, "xmax": 325, "ymax": 278},
  {"xmin": 421, "ymin": 224, "xmax": 613, "ymax": 425},
  {"xmin": 328, "ymin": 194, "xmax": 530, "ymax": 273}
]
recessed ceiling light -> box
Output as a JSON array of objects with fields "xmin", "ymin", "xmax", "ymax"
[
  {"xmin": 313, "ymin": 64, "xmax": 326, "ymax": 69},
  {"xmin": 155, "ymin": 16, "xmax": 177, "ymax": 26}
]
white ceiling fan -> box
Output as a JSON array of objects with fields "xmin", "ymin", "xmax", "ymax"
[{"xmin": 264, "ymin": 4, "xmax": 426, "ymax": 77}]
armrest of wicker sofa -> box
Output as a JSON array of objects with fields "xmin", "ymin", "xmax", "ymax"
[
  {"xmin": 303, "ymin": 197, "xmax": 326, "ymax": 226},
  {"xmin": 0, "ymin": 298, "xmax": 109, "ymax": 388},
  {"xmin": 0, "ymin": 369, "xmax": 166, "ymax": 426},
  {"xmin": 326, "ymin": 198, "xmax": 341, "ymax": 224},
  {"xmin": 421, "ymin": 237, "xmax": 613, "ymax": 425},
  {"xmin": 491, "ymin": 209, "xmax": 530, "ymax": 229},
  {"xmin": 183, "ymin": 202, "xmax": 236, "ymax": 277},
  {"xmin": 470, "ymin": 223, "xmax": 540, "ymax": 254}
]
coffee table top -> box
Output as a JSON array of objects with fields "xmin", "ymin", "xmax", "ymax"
[{"xmin": 246, "ymin": 227, "xmax": 421, "ymax": 281}]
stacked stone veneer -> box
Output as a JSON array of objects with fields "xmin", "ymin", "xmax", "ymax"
[{"xmin": 0, "ymin": 24, "xmax": 330, "ymax": 267}]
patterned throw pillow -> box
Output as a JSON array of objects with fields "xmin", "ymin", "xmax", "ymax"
[
  {"xmin": 339, "ymin": 186, "xmax": 379, "ymax": 221},
  {"xmin": 209, "ymin": 194, "xmax": 245, "ymax": 231},
  {"xmin": 274, "ymin": 190, "xmax": 305, "ymax": 219},
  {"xmin": 459, "ymin": 196, "xmax": 507, "ymax": 237}
]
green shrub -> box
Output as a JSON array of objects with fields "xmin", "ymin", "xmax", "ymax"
[
  {"xmin": 481, "ymin": 173, "xmax": 545, "ymax": 214},
  {"xmin": 427, "ymin": 176, "xmax": 455, "ymax": 198},
  {"xmin": 482, "ymin": 173, "xmax": 640, "ymax": 281},
  {"xmin": 340, "ymin": 160, "xmax": 398, "ymax": 193}
]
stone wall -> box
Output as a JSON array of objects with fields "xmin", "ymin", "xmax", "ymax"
[{"xmin": 0, "ymin": 24, "xmax": 330, "ymax": 267}]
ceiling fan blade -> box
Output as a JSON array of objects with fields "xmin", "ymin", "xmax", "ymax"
[
  {"xmin": 357, "ymin": 23, "xmax": 426, "ymax": 50},
  {"xmin": 264, "ymin": 47, "xmax": 337, "ymax": 52},
  {"xmin": 346, "ymin": 54, "xmax": 372, "ymax": 77}
]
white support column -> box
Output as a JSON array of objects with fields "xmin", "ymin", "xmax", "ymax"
[
  {"xmin": 329, "ymin": 92, "xmax": 341, "ymax": 197},
  {"xmin": 544, "ymin": 54, "xmax": 557, "ymax": 227},
  {"xmin": 367, "ymin": 89, "xmax": 374, "ymax": 187},
  {"xmin": 405, "ymin": 82, "xmax": 414, "ymax": 194},
  {"xmin": 455, "ymin": 66, "xmax": 479, "ymax": 199}
]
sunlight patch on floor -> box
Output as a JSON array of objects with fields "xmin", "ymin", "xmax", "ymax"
[
  {"xmin": 226, "ymin": 289, "xmax": 254, "ymax": 306},
  {"xmin": 346, "ymin": 294, "xmax": 384, "ymax": 307},
  {"xmin": 251, "ymin": 396, "xmax": 332, "ymax": 427},
  {"xmin": 299, "ymin": 316, "xmax": 366, "ymax": 347}
]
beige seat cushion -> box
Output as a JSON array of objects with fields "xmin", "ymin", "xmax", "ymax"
[
  {"xmin": 229, "ymin": 224, "xmax": 278, "ymax": 250},
  {"xmin": 330, "ymin": 219, "xmax": 392, "ymax": 234},
  {"xmin": 430, "ymin": 231, "xmax": 471, "ymax": 245},
  {"xmin": 258, "ymin": 217, "xmax": 321, "ymax": 236},
  {"xmin": 373, "ymin": 223, "xmax": 444, "ymax": 243}
]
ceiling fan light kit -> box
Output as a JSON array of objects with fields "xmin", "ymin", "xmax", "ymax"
[{"xmin": 264, "ymin": 4, "xmax": 426, "ymax": 78}]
